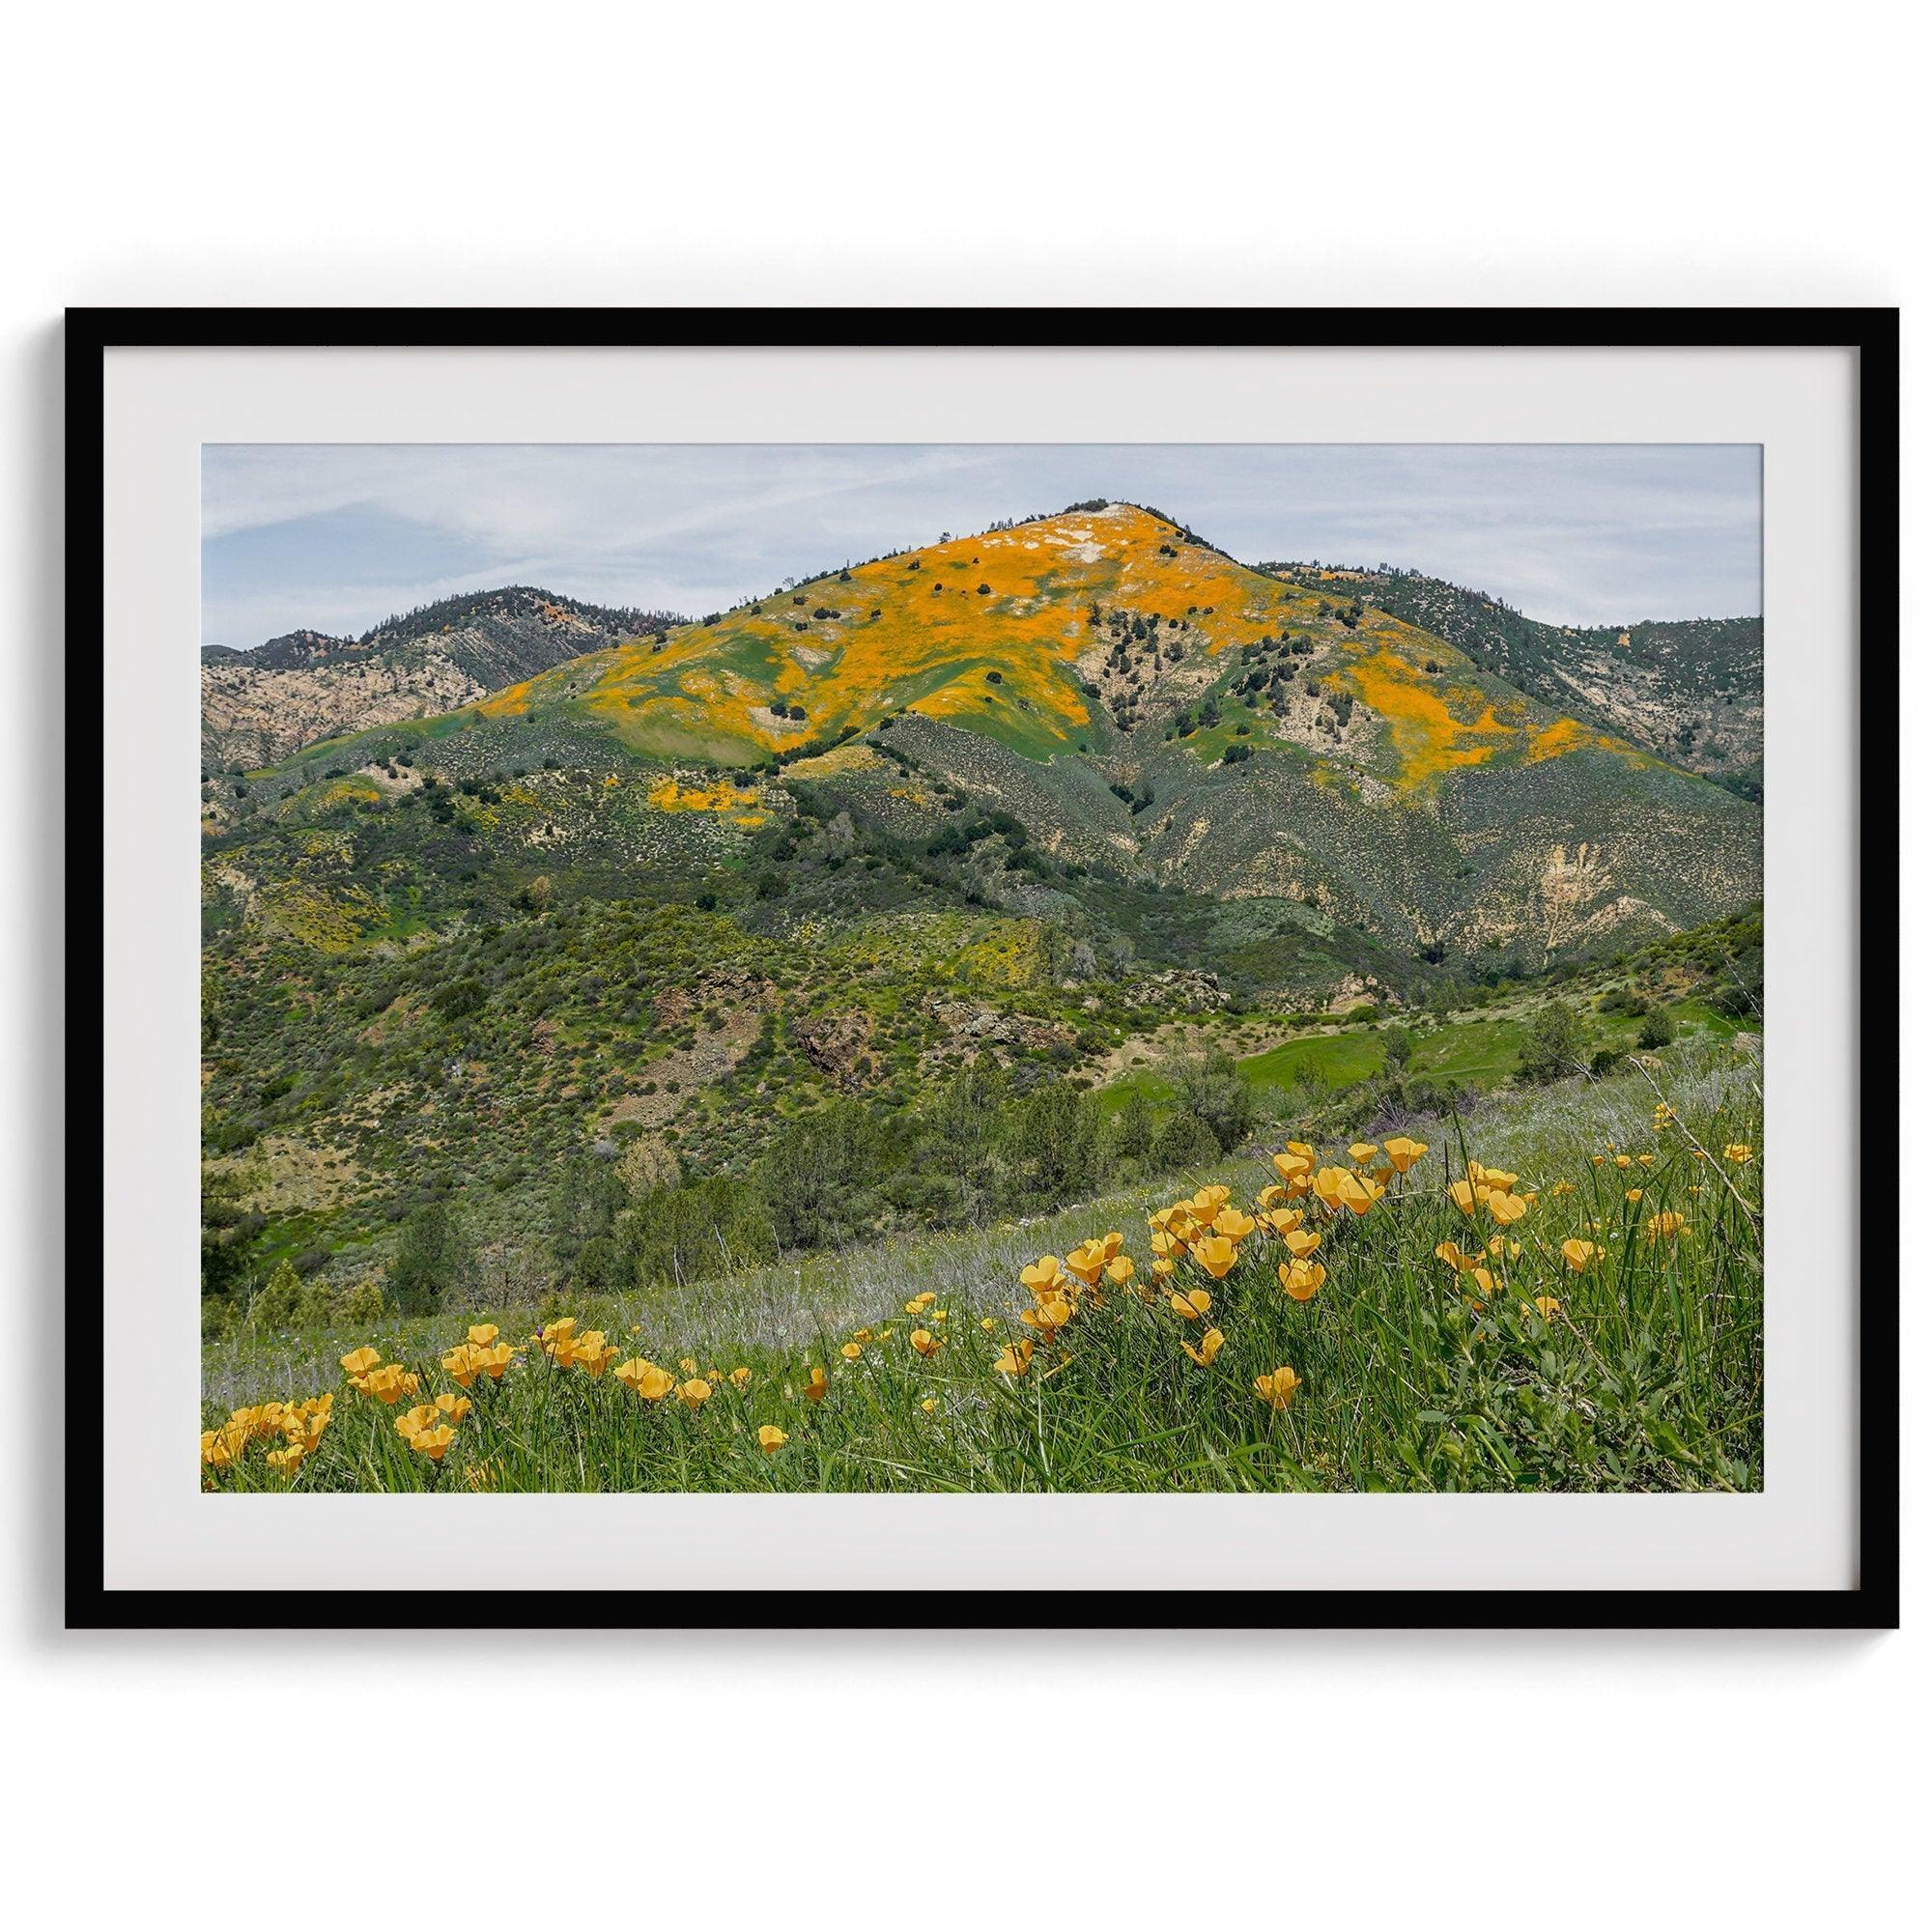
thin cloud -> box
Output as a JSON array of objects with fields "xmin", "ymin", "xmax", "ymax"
[{"xmin": 201, "ymin": 443, "xmax": 1761, "ymax": 650}]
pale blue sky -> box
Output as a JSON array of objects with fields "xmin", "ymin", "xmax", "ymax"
[{"xmin": 201, "ymin": 443, "xmax": 1760, "ymax": 652}]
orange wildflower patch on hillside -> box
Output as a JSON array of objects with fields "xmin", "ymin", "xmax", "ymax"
[{"xmin": 1342, "ymin": 648, "xmax": 1515, "ymax": 789}]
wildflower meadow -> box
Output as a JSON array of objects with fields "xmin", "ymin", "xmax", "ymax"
[{"xmin": 203, "ymin": 1040, "xmax": 1762, "ymax": 1493}]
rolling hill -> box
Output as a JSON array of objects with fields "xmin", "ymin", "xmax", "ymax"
[
  {"xmin": 1262, "ymin": 560, "xmax": 1764, "ymax": 797},
  {"xmin": 201, "ymin": 585, "xmax": 683, "ymax": 770}
]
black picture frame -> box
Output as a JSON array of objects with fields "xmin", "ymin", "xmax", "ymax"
[{"xmin": 68, "ymin": 306, "xmax": 1899, "ymax": 1632}]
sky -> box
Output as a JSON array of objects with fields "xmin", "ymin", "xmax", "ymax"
[{"xmin": 201, "ymin": 443, "xmax": 1761, "ymax": 652}]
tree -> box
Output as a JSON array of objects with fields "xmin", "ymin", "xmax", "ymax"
[
  {"xmin": 1151, "ymin": 1109, "xmax": 1219, "ymax": 1175},
  {"xmin": 1517, "ymin": 1003, "xmax": 1585, "ymax": 1084},
  {"xmin": 1000, "ymin": 1079, "xmax": 1101, "ymax": 1209},
  {"xmin": 389, "ymin": 1198, "xmax": 470, "ymax": 1314},
  {"xmin": 1108, "ymin": 1085, "xmax": 1157, "ymax": 1171},
  {"xmin": 1636, "ymin": 1010, "xmax": 1675, "ymax": 1050},
  {"xmin": 1166, "ymin": 1049, "xmax": 1258, "ymax": 1153}
]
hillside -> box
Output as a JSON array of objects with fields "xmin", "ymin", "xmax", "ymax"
[
  {"xmin": 208, "ymin": 503, "xmax": 1759, "ymax": 959},
  {"xmin": 201, "ymin": 585, "xmax": 680, "ymax": 769},
  {"xmin": 1263, "ymin": 561, "xmax": 1764, "ymax": 797},
  {"xmin": 198, "ymin": 500, "xmax": 1763, "ymax": 1314}
]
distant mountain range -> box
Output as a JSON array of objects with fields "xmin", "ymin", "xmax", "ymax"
[{"xmin": 201, "ymin": 585, "xmax": 683, "ymax": 769}]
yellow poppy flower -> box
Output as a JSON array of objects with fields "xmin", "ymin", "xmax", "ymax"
[
  {"xmin": 467, "ymin": 1324, "xmax": 498, "ymax": 1348},
  {"xmin": 910, "ymin": 1329, "xmax": 941, "ymax": 1358},
  {"xmin": 1254, "ymin": 1365, "xmax": 1301, "ymax": 1409},
  {"xmin": 616, "ymin": 1358, "xmax": 677, "ymax": 1403},
  {"xmin": 1532, "ymin": 1296, "xmax": 1563, "ymax": 1321},
  {"xmin": 1560, "ymin": 1238, "xmax": 1601, "ymax": 1272},
  {"xmin": 1349, "ymin": 1142, "xmax": 1378, "ymax": 1164},
  {"xmin": 756, "ymin": 1425, "xmax": 787, "ymax": 1453},
  {"xmin": 1020, "ymin": 1257, "xmax": 1065, "ymax": 1298},
  {"xmin": 1021, "ymin": 1294, "xmax": 1074, "ymax": 1334},
  {"xmin": 1435, "ymin": 1240, "xmax": 1474, "ymax": 1271},
  {"xmin": 920, "ymin": 1398, "xmax": 938, "ymax": 1414},
  {"xmin": 1150, "ymin": 1256, "xmax": 1176, "ymax": 1282},
  {"xmin": 1263, "ymin": 1206, "xmax": 1306, "ymax": 1236},
  {"xmin": 1646, "ymin": 1210, "xmax": 1687, "ymax": 1241},
  {"xmin": 852, "ymin": 1327, "xmax": 874, "ymax": 1343},
  {"xmin": 1724, "ymin": 1143, "xmax": 1754, "ymax": 1164},
  {"xmin": 1256, "ymin": 1184, "xmax": 1287, "ymax": 1209},
  {"xmin": 1626, "ymin": 1186, "xmax": 1643, "ymax": 1202},
  {"xmin": 360, "ymin": 1365, "xmax": 419, "ymax": 1406},
  {"xmin": 840, "ymin": 1342, "xmax": 865, "ymax": 1362},
  {"xmin": 980, "ymin": 1317, "xmax": 997, "ymax": 1332},
  {"xmin": 1382, "ymin": 1136, "xmax": 1429, "ymax": 1173},
  {"xmin": 994, "ymin": 1339, "xmax": 1035, "ymax": 1377},
  {"xmin": 434, "ymin": 1392, "xmax": 471, "ymax": 1422},
  {"xmin": 1614, "ymin": 1153, "xmax": 1633, "ymax": 1169},
  {"xmin": 1315, "ymin": 1167, "xmax": 1382, "ymax": 1215},
  {"xmin": 265, "ymin": 1445, "xmax": 303, "ymax": 1476},
  {"xmin": 441, "ymin": 1343, "xmax": 482, "ymax": 1389},
  {"xmin": 1169, "ymin": 1288, "xmax": 1212, "ymax": 1321},
  {"xmin": 340, "ymin": 1346, "xmax": 382, "ymax": 1379},
  {"xmin": 905, "ymin": 1292, "xmax": 937, "ymax": 1314},
  {"xmin": 1278, "ymin": 1259, "xmax": 1326, "ymax": 1302},
  {"xmin": 1281, "ymin": 1227, "xmax": 1321, "ymax": 1260},
  {"xmin": 1180, "ymin": 1326, "xmax": 1225, "ymax": 1367},
  {"xmin": 1063, "ymin": 1239, "xmax": 1109, "ymax": 1287},
  {"xmin": 1211, "ymin": 1208, "xmax": 1256, "ymax": 1241},
  {"xmin": 395, "ymin": 1402, "xmax": 440, "ymax": 1439},
  {"xmin": 1488, "ymin": 1191, "xmax": 1528, "ymax": 1228},
  {"xmin": 677, "ymin": 1378, "xmax": 711, "ymax": 1410},
  {"xmin": 803, "ymin": 1366, "xmax": 829, "ymax": 1403},
  {"xmin": 408, "ymin": 1423, "xmax": 457, "ymax": 1462},
  {"xmin": 574, "ymin": 1332, "xmax": 617, "ymax": 1377},
  {"xmin": 677, "ymin": 1357, "xmax": 698, "ymax": 1375},
  {"xmin": 730, "ymin": 1367, "xmax": 753, "ymax": 1389},
  {"xmin": 1104, "ymin": 1256, "xmax": 1135, "ymax": 1287},
  {"xmin": 1190, "ymin": 1236, "xmax": 1237, "ymax": 1280}
]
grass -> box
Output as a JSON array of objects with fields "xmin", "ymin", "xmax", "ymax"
[{"xmin": 203, "ymin": 1037, "xmax": 1763, "ymax": 1493}]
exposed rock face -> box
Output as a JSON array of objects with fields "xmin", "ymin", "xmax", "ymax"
[
  {"xmin": 1122, "ymin": 968, "xmax": 1226, "ymax": 1012},
  {"xmin": 1324, "ymin": 972, "xmax": 1396, "ymax": 1013},
  {"xmin": 791, "ymin": 1009, "xmax": 879, "ymax": 1089},
  {"xmin": 201, "ymin": 586, "xmax": 674, "ymax": 769},
  {"xmin": 202, "ymin": 650, "xmax": 487, "ymax": 769},
  {"xmin": 924, "ymin": 1001, "xmax": 1081, "ymax": 1066}
]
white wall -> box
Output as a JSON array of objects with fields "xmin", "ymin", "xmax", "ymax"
[{"xmin": 4, "ymin": 4, "xmax": 1917, "ymax": 1924}]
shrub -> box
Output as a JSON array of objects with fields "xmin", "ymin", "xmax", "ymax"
[
  {"xmin": 1150, "ymin": 1108, "xmax": 1219, "ymax": 1173},
  {"xmin": 1165, "ymin": 1049, "xmax": 1258, "ymax": 1154},
  {"xmin": 1517, "ymin": 1003, "xmax": 1585, "ymax": 1084},
  {"xmin": 1636, "ymin": 1011, "xmax": 1675, "ymax": 1050}
]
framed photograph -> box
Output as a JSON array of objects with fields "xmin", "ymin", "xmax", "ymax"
[{"xmin": 74, "ymin": 308, "xmax": 1897, "ymax": 1628}]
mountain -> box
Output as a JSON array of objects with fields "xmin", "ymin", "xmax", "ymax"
[
  {"xmin": 200, "ymin": 585, "xmax": 681, "ymax": 770},
  {"xmin": 1262, "ymin": 562, "xmax": 1764, "ymax": 798},
  {"xmin": 198, "ymin": 499, "xmax": 1763, "ymax": 1289},
  {"xmin": 207, "ymin": 502, "xmax": 1758, "ymax": 962}
]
